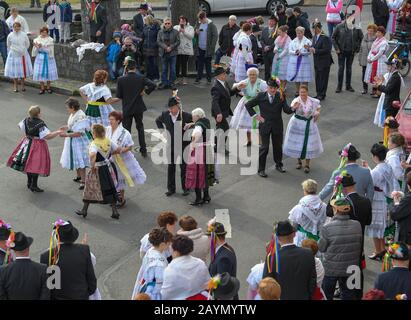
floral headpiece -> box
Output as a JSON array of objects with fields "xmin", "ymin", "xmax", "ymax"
[
  {"xmin": 337, "ymin": 143, "xmax": 352, "ymax": 170},
  {"xmin": 0, "ymin": 219, "xmax": 11, "ymax": 230},
  {"xmin": 395, "ymin": 294, "xmax": 408, "ymax": 300},
  {"xmin": 331, "ymin": 170, "xmax": 351, "ymax": 212},
  {"xmin": 387, "ymin": 242, "xmax": 408, "ymax": 260},
  {"xmin": 49, "ymin": 219, "xmax": 68, "ymax": 266},
  {"xmin": 6, "ymin": 231, "xmax": 15, "ymax": 249}
]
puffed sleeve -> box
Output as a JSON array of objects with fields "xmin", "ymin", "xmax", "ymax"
[
  {"xmin": 39, "ymin": 126, "xmax": 51, "ymax": 139},
  {"xmin": 102, "ymin": 86, "xmax": 113, "ymax": 101},
  {"xmin": 89, "ymin": 143, "xmax": 98, "ymax": 154},
  {"xmin": 18, "ymin": 120, "xmax": 25, "ymax": 133},
  {"xmin": 123, "ymin": 131, "xmax": 134, "ymax": 147}
]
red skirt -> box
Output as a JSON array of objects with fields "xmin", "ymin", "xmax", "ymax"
[
  {"xmin": 7, "ymin": 137, "xmax": 51, "ymax": 176},
  {"xmin": 311, "ymin": 286, "xmax": 326, "ymax": 300},
  {"xmin": 185, "ymin": 148, "xmax": 207, "ymax": 189}
]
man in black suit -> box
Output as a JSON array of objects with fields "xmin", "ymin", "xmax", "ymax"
[
  {"xmin": 260, "ymin": 15, "xmax": 278, "ymax": 81},
  {"xmin": 245, "ymin": 78, "xmax": 295, "ymax": 176},
  {"xmin": 88, "ymin": 0, "xmax": 107, "ymax": 44},
  {"xmin": 0, "ymin": 232, "xmax": 49, "ymax": 300},
  {"xmin": 263, "ymin": 221, "xmax": 317, "ymax": 300},
  {"xmin": 376, "ymin": 59, "xmax": 403, "ymax": 118},
  {"xmin": 207, "ymin": 222, "xmax": 237, "ymax": 278},
  {"xmin": 116, "ymin": 59, "xmax": 156, "ymax": 158},
  {"xmin": 311, "ymin": 21, "xmax": 333, "ymax": 100},
  {"xmin": 133, "ymin": 3, "xmax": 150, "ymax": 39},
  {"xmin": 0, "ymin": 221, "xmax": 11, "ymax": 266},
  {"xmin": 40, "ymin": 221, "xmax": 97, "ymax": 300},
  {"xmin": 156, "ymin": 97, "xmax": 192, "ymax": 197},
  {"xmin": 372, "ymin": 0, "xmax": 389, "ymax": 27}
]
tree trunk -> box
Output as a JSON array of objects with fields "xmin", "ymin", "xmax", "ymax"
[
  {"xmin": 171, "ymin": 0, "xmax": 197, "ymax": 27},
  {"xmin": 81, "ymin": 0, "xmax": 121, "ymax": 44}
]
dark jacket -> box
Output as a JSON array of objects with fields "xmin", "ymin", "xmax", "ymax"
[
  {"xmin": 133, "ymin": 13, "xmax": 153, "ymax": 38},
  {"xmin": 332, "ymin": 22, "xmax": 363, "ymax": 54},
  {"xmin": 0, "ymin": 258, "xmax": 50, "ymax": 300},
  {"xmin": 116, "ymin": 43, "xmax": 139, "ymax": 69},
  {"xmin": 312, "ymin": 33, "xmax": 333, "ymax": 69},
  {"xmin": 390, "ymin": 192, "xmax": 411, "ymax": 243},
  {"xmin": 245, "ymin": 91, "xmax": 293, "ymax": 135},
  {"xmin": 296, "ymin": 12, "xmax": 313, "ymax": 39},
  {"xmin": 218, "ymin": 23, "xmax": 240, "ymax": 55},
  {"xmin": 40, "ymin": 244, "xmax": 96, "ymax": 300},
  {"xmin": 372, "ymin": 0, "xmax": 389, "ymax": 27},
  {"xmin": 0, "ymin": 249, "xmax": 5, "ymax": 266},
  {"xmin": 211, "ymin": 80, "xmax": 239, "ymax": 118},
  {"xmin": 43, "ymin": 2, "xmax": 60, "ymax": 26},
  {"xmin": 116, "ymin": 71, "xmax": 156, "ymax": 116},
  {"xmin": 395, "ymin": 9, "xmax": 411, "ymax": 42},
  {"xmin": 250, "ymin": 33, "xmax": 259, "ymax": 63},
  {"xmin": 0, "ymin": 1, "xmax": 10, "ymax": 20},
  {"xmin": 287, "ymin": 15, "xmax": 297, "ymax": 39},
  {"xmin": 0, "ymin": 19, "xmax": 9, "ymax": 42},
  {"xmin": 209, "ymin": 243, "xmax": 237, "ymax": 277},
  {"xmin": 377, "ymin": 71, "xmax": 402, "ymax": 114},
  {"xmin": 374, "ymin": 267, "xmax": 411, "ymax": 299},
  {"xmin": 142, "ymin": 23, "xmax": 160, "ymax": 56},
  {"xmin": 263, "ymin": 244, "xmax": 317, "ymax": 300},
  {"xmin": 89, "ymin": 3, "xmax": 107, "ymax": 37},
  {"xmin": 278, "ymin": 12, "xmax": 287, "ymax": 27},
  {"xmin": 346, "ymin": 193, "xmax": 373, "ymax": 235},
  {"xmin": 260, "ymin": 26, "xmax": 276, "ymax": 56},
  {"xmin": 59, "ymin": 2, "xmax": 72, "ymax": 23},
  {"xmin": 194, "ymin": 19, "xmax": 218, "ymax": 57},
  {"xmin": 157, "ymin": 27, "xmax": 180, "ymax": 57}
]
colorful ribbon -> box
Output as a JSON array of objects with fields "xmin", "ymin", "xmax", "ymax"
[
  {"xmin": 273, "ymin": 48, "xmax": 283, "ymax": 77},
  {"xmin": 290, "ymin": 55, "xmax": 302, "ymax": 82},
  {"xmin": 39, "ymin": 51, "xmax": 49, "ymax": 80},
  {"xmin": 113, "ymin": 154, "xmax": 134, "ymax": 187},
  {"xmin": 294, "ymin": 114, "xmax": 313, "ymax": 160},
  {"xmin": 370, "ymin": 50, "xmax": 378, "ymax": 84}
]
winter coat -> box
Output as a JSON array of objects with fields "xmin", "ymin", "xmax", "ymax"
[
  {"xmin": 142, "ymin": 23, "xmax": 160, "ymax": 56},
  {"xmin": 157, "ymin": 27, "xmax": 180, "ymax": 57},
  {"xmin": 176, "ymin": 228, "xmax": 209, "ymax": 262},
  {"xmin": 173, "ymin": 23, "xmax": 194, "ymax": 56},
  {"xmin": 358, "ymin": 34, "xmax": 376, "ymax": 66},
  {"xmin": 194, "ymin": 18, "xmax": 218, "ymax": 57},
  {"xmin": 59, "ymin": 2, "xmax": 72, "ymax": 23}
]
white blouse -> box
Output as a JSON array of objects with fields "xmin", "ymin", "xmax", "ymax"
[
  {"xmin": 7, "ymin": 31, "xmax": 30, "ymax": 56},
  {"xmin": 80, "ymin": 83, "xmax": 112, "ymax": 102},
  {"xmin": 32, "ymin": 36, "xmax": 55, "ymax": 58}
]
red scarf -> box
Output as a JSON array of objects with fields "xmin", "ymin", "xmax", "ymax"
[{"xmin": 90, "ymin": 2, "xmax": 97, "ymax": 20}]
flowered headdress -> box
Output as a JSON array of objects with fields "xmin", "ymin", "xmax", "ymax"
[
  {"xmin": 382, "ymin": 242, "xmax": 410, "ymax": 272},
  {"xmin": 265, "ymin": 221, "xmax": 281, "ymax": 276},
  {"xmin": 48, "ymin": 219, "xmax": 68, "ymax": 266},
  {"xmin": 207, "ymin": 274, "xmax": 221, "ymax": 300},
  {"xmin": 1, "ymin": 220, "xmax": 13, "ymax": 265},
  {"xmin": 207, "ymin": 218, "xmax": 228, "ymax": 263},
  {"xmin": 337, "ymin": 143, "xmax": 352, "ymax": 170},
  {"xmin": 330, "ymin": 170, "xmax": 351, "ymax": 213}
]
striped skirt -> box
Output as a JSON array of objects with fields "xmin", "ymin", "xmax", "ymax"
[
  {"xmin": 286, "ymin": 55, "xmax": 312, "ymax": 83},
  {"xmin": 272, "ymin": 52, "xmax": 289, "ymax": 80},
  {"xmin": 4, "ymin": 51, "xmax": 33, "ymax": 79},
  {"xmin": 60, "ymin": 135, "xmax": 90, "ymax": 170},
  {"xmin": 33, "ymin": 53, "xmax": 59, "ymax": 82},
  {"xmin": 85, "ymin": 103, "xmax": 114, "ymax": 127}
]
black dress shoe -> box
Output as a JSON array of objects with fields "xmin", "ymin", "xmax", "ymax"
[
  {"xmin": 111, "ymin": 213, "xmax": 120, "ymax": 220},
  {"xmin": 335, "ymin": 88, "xmax": 342, "ymax": 93},
  {"xmin": 346, "ymin": 87, "xmax": 355, "ymax": 92},
  {"xmin": 182, "ymin": 190, "xmax": 190, "ymax": 196},
  {"xmin": 165, "ymin": 191, "xmax": 175, "ymax": 197},
  {"xmin": 276, "ymin": 165, "xmax": 286, "ymax": 173},
  {"xmin": 141, "ymin": 151, "xmax": 148, "ymax": 158},
  {"xmin": 318, "ymin": 96, "xmax": 325, "ymax": 101},
  {"xmin": 189, "ymin": 200, "xmax": 203, "ymax": 206},
  {"xmin": 30, "ymin": 186, "xmax": 44, "ymax": 192},
  {"xmin": 258, "ymin": 171, "xmax": 268, "ymax": 178},
  {"xmin": 203, "ymin": 196, "xmax": 211, "ymax": 204}
]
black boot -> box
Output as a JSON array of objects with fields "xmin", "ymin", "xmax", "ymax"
[
  {"xmin": 27, "ymin": 173, "xmax": 33, "ymax": 189},
  {"xmin": 111, "ymin": 204, "xmax": 120, "ymax": 219},
  {"xmin": 190, "ymin": 189, "xmax": 203, "ymax": 206},
  {"xmin": 75, "ymin": 202, "xmax": 89, "ymax": 218},
  {"xmin": 30, "ymin": 174, "xmax": 44, "ymax": 192},
  {"xmin": 203, "ymin": 188, "xmax": 211, "ymax": 204}
]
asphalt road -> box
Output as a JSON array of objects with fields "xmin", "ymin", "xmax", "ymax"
[{"xmin": 0, "ymin": 6, "xmax": 409, "ymax": 300}]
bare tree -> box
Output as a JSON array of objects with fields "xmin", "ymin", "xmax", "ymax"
[{"xmin": 171, "ymin": 0, "xmax": 198, "ymax": 26}]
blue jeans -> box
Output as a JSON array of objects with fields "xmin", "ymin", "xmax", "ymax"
[
  {"xmin": 0, "ymin": 41, "xmax": 7, "ymax": 65},
  {"xmin": 146, "ymin": 56, "xmax": 159, "ymax": 80},
  {"xmin": 322, "ymin": 276, "xmax": 355, "ymax": 300},
  {"xmin": 161, "ymin": 55, "xmax": 176, "ymax": 86},
  {"xmin": 327, "ymin": 22, "xmax": 338, "ymax": 37},
  {"xmin": 106, "ymin": 60, "xmax": 118, "ymax": 80},
  {"xmin": 214, "ymin": 47, "xmax": 226, "ymax": 65},
  {"xmin": 49, "ymin": 28, "xmax": 60, "ymax": 42}
]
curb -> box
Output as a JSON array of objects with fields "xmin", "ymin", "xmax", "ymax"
[{"xmin": 18, "ymin": 6, "xmax": 168, "ymax": 14}]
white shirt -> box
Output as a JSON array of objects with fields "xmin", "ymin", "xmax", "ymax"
[
  {"xmin": 217, "ymin": 79, "xmax": 226, "ymax": 89},
  {"xmin": 170, "ymin": 112, "xmax": 178, "ymax": 124},
  {"xmin": 15, "ymin": 256, "xmax": 31, "ymax": 260},
  {"xmin": 215, "ymin": 242, "xmax": 227, "ymax": 254},
  {"xmin": 280, "ymin": 243, "xmax": 295, "ymax": 248}
]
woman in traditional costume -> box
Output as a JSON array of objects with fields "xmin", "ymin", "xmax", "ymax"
[
  {"xmin": 79, "ymin": 70, "xmax": 120, "ymax": 127},
  {"xmin": 75, "ymin": 124, "xmax": 121, "ymax": 220},
  {"xmin": 364, "ymin": 26, "xmax": 388, "ymax": 98},
  {"xmin": 5, "ymin": 22, "xmax": 33, "ymax": 92},
  {"xmin": 185, "ymin": 108, "xmax": 214, "ymax": 206},
  {"xmin": 246, "ymin": 262, "xmax": 265, "ymax": 300},
  {"xmin": 232, "ymin": 23, "xmax": 254, "ymax": 82},
  {"xmin": 387, "ymin": 0, "xmax": 403, "ymax": 38},
  {"xmin": 364, "ymin": 143, "xmax": 399, "ymax": 260},
  {"xmin": 7, "ymin": 106, "xmax": 61, "ymax": 192},
  {"xmin": 287, "ymin": 26, "xmax": 312, "ymax": 97},
  {"xmin": 132, "ymin": 227, "xmax": 172, "ymax": 300},
  {"xmin": 106, "ymin": 110, "xmax": 146, "ymax": 207},
  {"xmin": 283, "ymin": 85, "xmax": 323, "ymax": 173},
  {"xmin": 386, "ymin": 132, "xmax": 406, "ymax": 189},
  {"xmin": 59, "ymin": 98, "xmax": 90, "ymax": 190},
  {"xmin": 32, "ymin": 26, "xmax": 58, "ymax": 94},
  {"xmin": 161, "ymin": 235, "xmax": 211, "ymax": 300},
  {"xmin": 289, "ymin": 179, "xmax": 327, "ymax": 246},
  {"xmin": 271, "ymin": 25, "xmax": 291, "ymax": 90},
  {"xmin": 230, "ymin": 67, "xmax": 267, "ymax": 145}
]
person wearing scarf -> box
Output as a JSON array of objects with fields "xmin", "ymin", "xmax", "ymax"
[
  {"xmin": 271, "ymin": 25, "xmax": 291, "ymax": 91},
  {"xmin": 364, "ymin": 26, "xmax": 388, "ymax": 98},
  {"xmin": 75, "ymin": 124, "xmax": 122, "ymax": 219},
  {"xmin": 32, "ymin": 26, "xmax": 58, "ymax": 94},
  {"xmin": 86, "ymin": 0, "xmax": 107, "ymax": 43}
]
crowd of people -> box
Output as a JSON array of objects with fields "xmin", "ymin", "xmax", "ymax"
[{"xmin": 0, "ymin": 0, "xmax": 411, "ymax": 301}]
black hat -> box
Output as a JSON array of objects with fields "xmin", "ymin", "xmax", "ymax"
[
  {"xmin": 206, "ymin": 222, "xmax": 227, "ymax": 236},
  {"xmin": 126, "ymin": 59, "xmax": 137, "ymax": 70},
  {"xmin": 0, "ymin": 221, "xmax": 11, "ymax": 241},
  {"xmin": 275, "ymin": 221, "xmax": 296, "ymax": 237},
  {"xmin": 168, "ymin": 97, "xmax": 179, "ymax": 108},
  {"xmin": 339, "ymin": 144, "xmax": 361, "ymax": 161},
  {"xmin": 11, "ymin": 232, "xmax": 33, "ymax": 252},
  {"xmin": 56, "ymin": 221, "xmax": 79, "ymax": 243},
  {"xmin": 342, "ymin": 174, "xmax": 356, "ymax": 187},
  {"xmin": 385, "ymin": 58, "xmax": 400, "ymax": 68},
  {"xmin": 267, "ymin": 78, "xmax": 280, "ymax": 88},
  {"xmin": 213, "ymin": 66, "xmax": 228, "ymax": 77},
  {"xmin": 139, "ymin": 3, "xmax": 149, "ymax": 10},
  {"xmin": 213, "ymin": 273, "xmax": 240, "ymax": 300}
]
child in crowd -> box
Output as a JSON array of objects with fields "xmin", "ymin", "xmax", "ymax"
[{"xmin": 106, "ymin": 31, "xmax": 122, "ymax": 80}]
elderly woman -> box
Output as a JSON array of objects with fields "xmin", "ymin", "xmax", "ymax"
[
  {"xmin": 142, "ymin": 15, "xmax": 160, "ymax": 81},
  {"xmin": 283, "ymin": 85, "xmax": 323, "ymax": 173},
  {"xmin": 358, "ymin": 24, "xmax": 377, "ymax": 95},
  {"xmin": 272, "ymin": 25, "xmax": 291, "ymax": 89},
  {"xmin": 59, "ymin": 98, "xmax": 90, "ymax": 190},
  {"xmin": 5, "ymin": 22, "xmax": 32, "ymax": 92},
  {"xmin": 79, "ymin": 70, "xmax": 120, "ymax": 127},
  {"xmin": 75, "ymin": 124, "xmax": 122, "ymax": 220},
  {"xmin": 32, "ymin": 26, "xmax": 58, "ymax": 94},
  {"xmin": 230, "ymin": 67, "xmax": 267, "ymax": 145},
  {"xmin": 232, "ymin": 22, "xmax": 254, "ymax": 82},
  {"xmin": 364, "ymin": 26, "xmax": 389, "ymax": 98},
  {"xmin": 176, "ymin": 215, "xmax": 209, "ymax": 262},
  {"xmin": 161, "ymin": 235, "xmax": 211, "ymax": 300},
  {"xmin": 287, "ymin": 26, "xmax": 312, "ymax": 97},
  {"xmin": 106, "ymin": 110, "xmax": 146, "ymax": 207},
  {"xmin": 288, "ymin": 179, "xmax": 327, "ymax": 246},
  {"xmin": 185, "ymin": 108, "xmax": 214, "ymax": 206}
]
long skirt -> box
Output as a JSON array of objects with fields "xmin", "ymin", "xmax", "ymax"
[
  {"xmin": 271, "ymin": 51, "xmax": 289, "ymax": 80},
  {"xmin": 387, "ymin": 11, "xmax": 399, "ymax": 35},
  {"xmin": 111, "ymin": 152, "xmax": 147, "ymax": 190},
  {"xmin": 233, "ymin": 51, "xmax": 253, "ymax": 82},
  {"xmin": 283, "ymin": 115, "xmax": 323, "ymax": 159},
  {"xmin": 4, "ymin": 51, "xmax": 33, "ymax": 79},
  {"xmin": 374, "ymin": 93, "xmax": 386, "ymax": 128},
  {"xmin": 365, "ymin": 191, "xmax": 387, "ymax": 238},
  {"xmin": 287, "ymin": 55, "xmax": 312, "ymax": 83},
  {"xmin": 85, "ymin": 103, "xmax": 114, "ymax": 127},
  {"xmin": 33, "ymin": 54, "xmax": 59, "ymax": 82},
  {"xmin": 364, "ymin": 57, "xmax": 387, "ymax": 84},
  {"xmin": 185, "ymin": 146, "xmax": 214, "ymax": 189},
  {"xmin": 230, "ymin": 96, "xmax": 259, "ymax": 130},
  {"xmin": 7, "ymin": 137, "xmax": 51, "ymax": 176},
  {"xmin": 60, "ymin": 135, "xmax": 90, "ymax": 170},
  {"xmin": 82, "ymin": 164, "xmax": 119, "ymax": 204}
]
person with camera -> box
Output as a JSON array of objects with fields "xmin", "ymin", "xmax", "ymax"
[{"xmin": 174, "ymin": 15, "xmax": 194, "ymax": 86}]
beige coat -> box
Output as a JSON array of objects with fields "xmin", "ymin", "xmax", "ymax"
[{"xmin": 177, "ymin": 228, "xmax": 209, "ymax": 262}]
